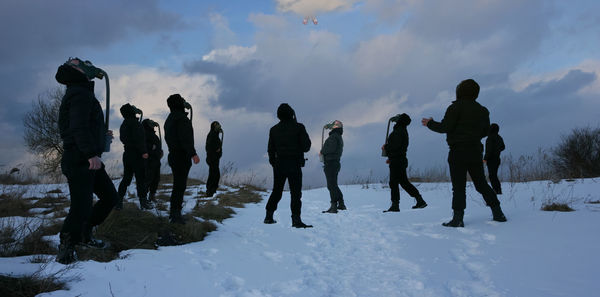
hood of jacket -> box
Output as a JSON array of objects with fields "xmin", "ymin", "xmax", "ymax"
[
  {"xmin": 489, "ymin": 123, "xmax": 499, "ymax": 135},
  {"xmin": 329, "ymin": 127, "xmax": 343, "ymax": 136},
  {"xmin": 277, "ymin": 103, "xmax": 295, "ymax": 121},
  {"xmin": 55, "ymin": 64, "xmax": 91, "ymax": 86},
  {"xmin": 167, "ymin": 94, "xmax": 186, "ymax": 112},
  {"xmin": 456, "ymin": 79, "xmax": 480, "ymax": 101},
  {"xmin": 120, "ymin": 103, "xmax": 138, "ymax": 119}
]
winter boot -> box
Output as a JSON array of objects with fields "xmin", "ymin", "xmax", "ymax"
[
  {"xmin": 442, "ymin": 210, "xmax": 464, "ymax": 227},
  {"xmin": 384, "ymin": 201, "xmax": 400, "ymax": 212},
  {"xmin": 169, "ymin": 213, "xmax": 186, "ymax": 225},
  {"xmin": 140, "ymin": 197, "xmax": 155, "ymax": 210},
  {"xmin": 491, "ymin": 205, "xmax": 507, "ymax": 222},
  {"xmin": 412, "ymin": 196, "xmax": 427, "ymax": 209},
  {"xmin": 322, "ymin": 202, "xmax": 338, "ymax": 213},
  {"xmin": 264, "ymin": 210, "xmax": 277, "ymax": 224},
  {"xmin": 337, "ymin": 200, "xmax": 347, "ymax": 210},
  {"xmin": 114, "ymin": 195, "xmax": 124, "ymax": 210},
  {"xmin": 56, "ymin": 233, "xmax": 77, "ymax": 264},
  {"xmin": 81, "ymin": 224, "xmax": 109, "ymax": 249},
  {"xmin": 291, "ymin": 215, "xmax": 313, "ymax": 228}
]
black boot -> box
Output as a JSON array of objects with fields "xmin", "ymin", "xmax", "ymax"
[
  {"xmin": 114, "ymin": 195, "xmax": 124, "ymax": 210},
  {"xmin": 337, "ymin": 200, "xmax": 347, "ymax": 210},
  {"xmin": 322, "ymin": 202, "xmax": 338, "ymax": 213},
  {"xmin": 148, "ymin": 192, "xmax": 156, "ymax": 202},
  {"xmin": 291, "ymin": 215, "xmax": 313, "ymax": 228},
  {"xmin": 442, "ymin": 210, "xmax": 464, "ymax": 227},
  {"xmin": 140, "ymin": 197, "xmax": 154, "ymax": 210},
  {"xmin": 384, "ymin": 201, "xmax": 400, "ymax": 212},
  {"xmin": 491, "ymin": 205, "xmax": 507, "ymax": 222},
  {"xmin": 169, "ymin": 213, "xmax": 186, "ymax": 224},
  {"xmin": 81, "ymin": 224, "xmax": 109, "ymax": 249},
  {"xmin": 56, "ymin": 233, "xmax": 77, "ymax": 264},
  {"xmin": 412, "ymin": 196, "xmax": 427, "ymax": 209},
  {"xmin": 264, "ymin": 210, "xmax": 277, "ymax": 224}
]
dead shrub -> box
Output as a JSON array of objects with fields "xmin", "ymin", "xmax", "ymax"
[
  {"xmin": 0, "ymin": 274, "xmax": 66, "ymax": 297},
  {"xmin": 192, "ymin": 201, "xmax": 235, "ymax": 223},
  {"xmin": 541, "ymin": 203, "xmax": 575, "ymax": 212}
]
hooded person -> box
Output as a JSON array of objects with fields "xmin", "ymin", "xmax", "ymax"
[
  {"xmin": 320, "ymin": 120, "xmax": 346, "ymax": 213},
  {"xmin": 142, "ymin": 119, "xmax": 163, "ymax": 202},
  {"xmin": 55, "ymin": 57, "xmax": 118, "ymax": 264},
  {"xmin": 205, "ymin": 121, "xmax": 223, "ymax": 197},
  {"xmin": 484, "ymin": 123, "xmax": 505, "ymax": 194},
  {"xmin": 383, "ymin": 113, "xmax": 427, "ymax": 212},
  {"xmin": 164, "ymin": 94, "xmax": 200, "ymax": 224},
  {"xmin": 422, "ymin": 79, "xmax": 507, "ymax": 227},
  {"xmin": 116, "ymin": 103, "xmax": 153, "ymax": 210},
  {"xmin": 264, "ymin": 103, "xmax": 312, "ymax": 228}
]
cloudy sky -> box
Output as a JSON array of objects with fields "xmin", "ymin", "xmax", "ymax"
[{"xmin": 1, "ymin": 0, "xmax": 599, "ymax": 186}]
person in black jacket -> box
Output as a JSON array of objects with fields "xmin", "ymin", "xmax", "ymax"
[
  {"xmin": 164, "ymin": 94, "xmax": 200, "ymax": 224},
  {"xmin": 142, "ymin": 119, "xmax": 163, "ymax": 202},
  {"xmin": 55, "ymin": 57, "xmax": 118, "ymax": 264},
  {"xmin": 116, "ymin": 104, "xmax": 153, "ymax": 210},
  {"xmin": 383, "ymin": 114, "xmax": 427, "ymax": 212},
  {"xmin": 320, "ymin": 120, "xmax": 346, "ymax": 213},
  {"xmin": 205, "ymin": 121, "xmax": 223, "ymax": 197},
  {"xmin": 484, "ymin": 123, "xmax": 505, "ymax": 195},
  {"xmin": 264, "ymin": 103, "xmax": 312, "ymax": 228},
  {"xmin": 422, "ymin": 79, "xmax": 507, "ymax": 227}
]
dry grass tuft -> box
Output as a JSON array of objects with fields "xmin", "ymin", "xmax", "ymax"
[
  {"xmin": 192, "ymin": 201, "xmax": 236, "ymax": 223},
  {"xmin": 0, "ymin": 274, "xmax": 66, "ymax": 297},
  {"xmin": 541, "ymin": 203, "xmax": 575, "ymax": 212}
]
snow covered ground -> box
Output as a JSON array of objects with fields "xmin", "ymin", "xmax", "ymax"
[{"xmin": 2, "ymin": 178, "xmax": 600, "ymax": 297}]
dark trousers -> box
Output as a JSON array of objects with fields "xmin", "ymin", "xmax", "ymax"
[
  {"xmin": 324, "ymin": 160, "xmax": 343, "ymax": 204},
  {"xmin": 117, "ymin": 150, "xmax": 147, "ymax": 200},
  {"xmin": 60, "ymin": 151, "xmax": 117, "ymax": 243},
  {"xmin": 486, "ymin": 158, "xmax": 502, "ymax": 194},
  {"xmin": 168, "ymin": 153, "xmax": 191, "ymax": 216},
  {"xmin": 266, "ymin": 160, "xmax": 303, "ymax": 216},
  {"xmin": 206, "ymin": 158, "xmax": 220, "ymax": 195},
  {"xmin": 146, "ymin": 158, "xmax": 161, "ymax": 196},
  {"xmin": 448, "ymin": 148, "xmax": 500, "ymax": 211},
  {"xmin": 389, "ymin": 162, "xmax": 420, "ymax": 202}
]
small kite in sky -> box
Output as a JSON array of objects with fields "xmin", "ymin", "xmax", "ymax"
[{"xmin": 303, "ymin": 16, "xmax": 318, "ymax": 25}]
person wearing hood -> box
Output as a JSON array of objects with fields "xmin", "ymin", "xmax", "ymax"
[
  {"xmin": 383, "ymin": 113, "xmax": 427, "ymax": 212},
  {"xmin": 264, "ymin": 103, "xmax": 312, "ymax": 228},
  {"xmin": 484, "ymin": 123, "xmax": 505, "ymax": 194},
  {"xmin": 116, "ymin": 103, "xmax": 153, "ymax": 210},
  {"xmin": 422, "ymin": 79, "xmax": 507, "ymax": 227},
  {"xmin": 164, "ymin": 94, "xmax": 200, "ymax": 224},
  {"xmin": 205, "ymin": 121, "xmax": 223, "ymax": 197},
  {"xmin": 320, "ymin": 120, "xmax": 346, "ymax": 213},
  {"xmin": 142, "ymin": 119, "xmax": 163, "ymax": 202},
  {"xmin": 54, "ymin": 57, "xmax": 118, "ymax": 264}
]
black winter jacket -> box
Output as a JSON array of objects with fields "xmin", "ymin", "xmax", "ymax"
[
  {"xmin": 164, "ymin": 110, "xmax": 197, "ymax": 158},
  {"xmin": 321, "ymin": 128, "xmax": 343, "ymax": 162},
  {"xmin": 427, "ymin": 98, "xmax": 490, "ymax": 150},
  {"xmin": 144, "ymin": 126, "xmax": 162, "ymax": 160},
  {"xmin": 484, "ymin": 132, "xmax": 505, "ymax": 161},
  {"xmin": 384, "ymin": 123, "xmax": 409, "ymax": 165},
  {"xmin": 268, "ymin": 119, "xmax": 311, "ymax": 166},
  {"xmin": 56, "ymin": 65, "xmax": 106, "ymax": 159},
  {"xmin": 205, "ymin": 129, "xmax": 222, "ymax": 162},
  {"xmin": 120, "ymin": 117, "xmax": 147, "ymax": 155}
]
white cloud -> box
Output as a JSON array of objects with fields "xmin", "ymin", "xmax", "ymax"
[
  {"xmin": 275, "ymin": 0, "xmax": 360, "ymax": 16},
  {"xmin": 202, "ymin": 45, "xmax": 258, "ymax": 66}
]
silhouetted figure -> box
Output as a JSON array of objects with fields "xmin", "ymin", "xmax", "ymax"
[
  {"xmin": 383, "ymin": 113, "xmax": 427, "ymax": 212},
  {"xmin": 484, "ymin": 123, "xmax": 505, "ymax": 195},
  {"xmin": 320, "ymin": 120, "xmax": 345, "ymax": 213},
  {"xmin": 164, "ymin": 94, "xmax": 200, "ymax": 224},
  {"xmin": 264, "ymin": 103, "xmax": 312, "ymax": 228},
  {"xmin": 422, "ymin": 79, "xmax": 506, "ymax": 227},
  {"xmin": 55, "ymin": 58, "xmax": 118, "ymax": 264},
  {"xmin": 117, "ymin": 104, "xmax": 153, "ymax": 210},
  {"xmin": 205, "ymin": 121, "xmax": 223, "ymax": 197},
  {"xmin": 142, "ymin": 119, "xmax": 163, "ymax": 202}
]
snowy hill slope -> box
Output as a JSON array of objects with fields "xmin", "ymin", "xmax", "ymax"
[{"xmin": 2, "ymin": 179, "xmax": 600, "ymax": 297}]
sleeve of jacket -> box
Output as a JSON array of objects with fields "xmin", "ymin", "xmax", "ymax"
[
  {"xmin": 298, "ymin": 124, "xmax": 311, "ymax": 153},
  {"xmin": 178, "ymin": 117, "xmax": 197, "ymax": 158},
  {"xmin": 484, "ymin": 137, "xmax": 491, "ymax": 161},
  {"xmin": 384, "ymin": 130, "xmax": 405, "ymax": 159},
  {"xmin": 320, "ymin": 135, "xmax": 336, "ymax": 156},
  {"xmin": 427, "ymin": 103, "xmax": 459, "ymax": 134},
  {"xmin": 499, "ymin": 136, "xmax": 505, "ymax": 152},
  {"xmin": 267, "ymin": 128, "xmax": 276, "ymax": 166},
  {"xmin": 70, "ymin": 92, "xmax": 97, "ymax": 159}
]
